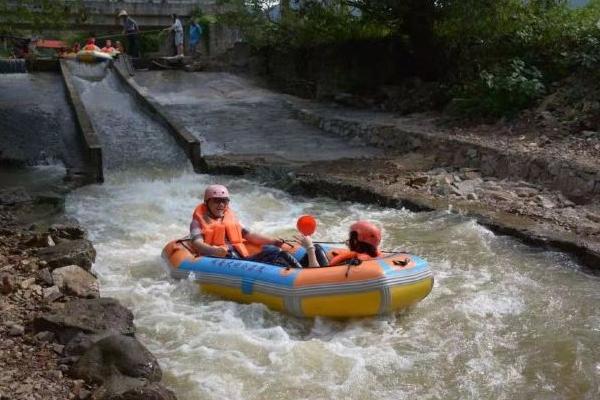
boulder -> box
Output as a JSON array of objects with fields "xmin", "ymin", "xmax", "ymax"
[
  {"xmin": 64, "ymin": 331, "xmax": 114, "ymax": 357},
  {"xmin": 50, "ymin": 220, "xmax": 86, "ymax": 241},
  {"xmin": 25, "ymin": 233, "xmax": 55, "ymax": 248},
  {"xmin": 33, "ymin": 298, "xmax": 135, "ymax": 344},
  {"xmin": 0, "ymin": 187, "xmax": 31, "ymax": 205},
  {"xmin": 37, "ymin": 267, "xmax": 54, "ymax": 286},
  {"xmin": 36, "ymin": 239, "xmax": 96, "ymax": 271},
  {"xmin": 93, "ymin": 377, "xmax": 176, "ymax": 400},
  {"xmin": 43, "ymin": 285, "xmax": 63, "ymax": 302},
  {"xmin": 71, "ymin": 335, "xmax": 162, "ymax": 384},
  {"xmin": 52, "ymin": 265, "xmax": 99, "ymax": 298}
]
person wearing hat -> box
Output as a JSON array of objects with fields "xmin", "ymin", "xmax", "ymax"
[
  {"xmin": 296, "ymin": 220, "xmax": 382, "ymax": 267},
  {"xmin": 190, "ymin": 185, "xmax": 301, "ymax": 267},
  {"xmin": 118, "ymin": 10, "xmax": 140, "ymax": 57}
]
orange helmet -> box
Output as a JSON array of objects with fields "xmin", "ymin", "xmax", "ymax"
[
  {"xmin": 204, "ymin": 184, "xmax": 229, "ymax": 202},
  {"xmin": 349, "ymin": 220, "xmax": 381, "ymax": 248}
]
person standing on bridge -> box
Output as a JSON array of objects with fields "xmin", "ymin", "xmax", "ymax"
[
  {"xmin": 164, "ymin": 13, "xmax": 184, "ymax": 57},
  {"xmin": 118, "ymin": 10, "xmax": 140, "ymax": 58}
]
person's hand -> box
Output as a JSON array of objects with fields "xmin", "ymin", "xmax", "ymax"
[
  {"xmin": 294, "ymin": 234, "xmax": 313, "ymax": 250},
  {"xmin": 213, "ymin": 247, "xmax": 228, "ymax": 257},
  {"xmin": 273, "ymin": 238, "xmax": 285, "ymax": 247}
]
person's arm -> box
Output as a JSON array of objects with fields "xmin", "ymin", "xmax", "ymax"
[
  {"xmin": 190, "ymin": 220, "xmax": 227, "ymax": 257},
  {"xmin": 295, "ymin": 234, "xmax": 319, "ymax": 267},
  {"xmin": 191, "ymin": 237, "xmax": 227, "ymax": 257}
]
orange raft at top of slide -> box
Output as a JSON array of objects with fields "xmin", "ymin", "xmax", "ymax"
[{"xmin": 162, "ymin": 239, "xmax": 434, "ymax": 318}]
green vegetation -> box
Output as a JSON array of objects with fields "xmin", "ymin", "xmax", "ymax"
[
  {"xmin": 218, "ymin": 0, "xmax": 600, "ymax": 119},
  {"xmin": 0, "ymin": 0, "xmax": 83, "ymax": 36}
]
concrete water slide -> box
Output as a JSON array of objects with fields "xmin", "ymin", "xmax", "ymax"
[{"xmin": 59, "ymin": 58, "xmax": 204, "ymax": 182}]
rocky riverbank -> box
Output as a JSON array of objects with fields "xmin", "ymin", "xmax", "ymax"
[{"xmin": 0, "ymin": 188, "xmax": 175, "ymax": 400}]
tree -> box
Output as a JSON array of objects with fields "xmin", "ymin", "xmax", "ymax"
[{"xmin": 0, "ymin": 0, "xmax": 81, "ymax": 36}]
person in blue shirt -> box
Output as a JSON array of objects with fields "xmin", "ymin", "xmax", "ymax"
[{"xmin": 189, "ymin": 17, "xmax": 203, "ymax": 57}]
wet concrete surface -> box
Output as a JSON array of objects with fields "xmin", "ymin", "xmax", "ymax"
[
  {"xmin": 0, "ymin": 73, "xmax": 86, "ymax": 170},
  {"xmin": 133, "ymin": 71, "xmax": 383, "ymax": 162}
]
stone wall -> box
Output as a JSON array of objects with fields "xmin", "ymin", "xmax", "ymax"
[{"xmin": 292, "ymin": 106, "xmax": 600, "ymax": 203}]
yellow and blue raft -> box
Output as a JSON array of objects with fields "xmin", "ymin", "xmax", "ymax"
[{"xmin": 162, "ymin": 240, "xmax": 433, "ymax": 318}]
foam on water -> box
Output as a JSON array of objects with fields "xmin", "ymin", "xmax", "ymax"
[{"xmin": 66, "ymin": 171, "xmax": 600, "ymax": 400}]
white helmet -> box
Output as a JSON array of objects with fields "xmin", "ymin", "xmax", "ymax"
[{"xmin": 118, "ymin": 10, "xmax": 128, "ymax": 17}]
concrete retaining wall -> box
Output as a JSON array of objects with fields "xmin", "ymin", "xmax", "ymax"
[
  {"xmin": 59, "ymin": 60, "xmax": 104, "ymax": 183},
  {"xmin": 293, "ymin": 106, "xmax": 600, "ymax": 203},
  {"xmin": 112, "ymin": 58, "xmax": 206, "ymax": 172}
]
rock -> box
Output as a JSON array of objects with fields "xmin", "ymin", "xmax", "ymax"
[
  {"xmin": 463, "ymin": 170, "xmax": 480, "ymax": 180},
  {"xmin": 25, "ymin": 233, "xmax": 56, "ymax": 248},
  {"xmin": 92, "ymin": 376, "xmax": 176, "ymax": 400},
  {"xmin": 20, "ymin": 277, "xmax": 36, "ymax": 290},
  {"xmin": 467, "ymin": 192, "xmax": 479, "ymax": 201},
  {"xmin": 586, "ymin": 212, "xmax": 600, "ymax": 223},
  {"xmin": 453, "ymin": 179, "xmax": 480, "ymax": 197},
  {"xmin": 35, "ymin": 331, "xmax": 55, "ymax": 342},
  {"xmin": 71, "ymin": 335, "xmax": 162, "ymax": 384},
  {"xmin": 78, "ymin": 389, "xmax": 92, "ymax": 400},
  {"xmin": 486, "ymin": 190, "xmax": 514, "ymax": 202},
  {"xmin": 64, "ymin": 331, "xmax": 110, "ymax": 357},
  {"xmin": 1, "ymin": 272, "xmax": 15, "ymax": 295},
  {"xmin": 36, "ymin": 239, "xmax": 96, "ymax": 271},
  {"xmin": 9, "ymin": 324, "xmax": 25, "ymax": 336},
  {"xmin": 537, "ymin": 195, "xmax": 556, "ymax": 209},
  {"xmin": 52, "ymin": 343, "xmax": 65, "ymax": 354},
  {"xmin": 33, "ymin": 298, "xmax": 135, "ymax": 345},
  {"xmin": 0, "ymin": 187, "xmax": 31, "ymax": 205},
  {"xmin": 466, "ymin": 148, "xmax": 478, "ymax": 159},
  {"xmin": 515, "ymin": 187, "xmax": 538, "ymax": 198},
  {"xmin": 43, "ymin": 285, "xmax": 63, "ymax": 303},
  {"xmin": 407, "ymin": 176, "xmax": 428, "ymax": 187},
  {"xmin": 50, "ymin": 221, "xmax": 86, "ymax": 241},
  {"xmin": 52, "ymin": 265, "xmax": 99, "ymax": 298},
  {"xmin": 37, "ymin": 268, "xmax": 54, "ymax": 286}
]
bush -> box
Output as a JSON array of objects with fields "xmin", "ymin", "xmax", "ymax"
[{"xmin": 451, "ymin": 59, "xmax": 546, "ymax": 119}]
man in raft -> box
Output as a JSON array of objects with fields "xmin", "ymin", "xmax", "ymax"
[
  {"xmin": 190, "ymin": 185, "xmax": 300, "ymax": 266},
  {"xmin": 297, "ymin": 221, "xmax": 382, "ymax": 267}
]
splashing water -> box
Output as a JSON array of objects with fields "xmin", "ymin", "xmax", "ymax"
[{"xmin": 66, "ymin": 170, "xmax": 600, "ymax": 400}]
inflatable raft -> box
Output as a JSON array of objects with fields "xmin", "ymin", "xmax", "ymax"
[
  {"xmin": 162, "ymin": 240, "xmax": 433, "ymax": 318},
  {"xmin": 76, "ymin": 49, "xmax": 113, "ymax": 64}
]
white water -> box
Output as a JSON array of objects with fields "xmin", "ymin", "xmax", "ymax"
[{"xmin": 66, "ymin": 169, "xmax": 600, "ymax": 400}]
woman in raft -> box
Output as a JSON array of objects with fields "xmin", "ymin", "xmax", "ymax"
[{"xmin": 296, "ymin": 220, "xmax": 382, "ymax": 267}]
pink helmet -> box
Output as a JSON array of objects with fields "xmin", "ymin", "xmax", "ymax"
[
  {"xmin": 349, "ymin": 220, "xmax": 381, "ymax": 248},
  {"xmin": 204, "ymin": 184, "xmax": 229, "ymax": 202}
]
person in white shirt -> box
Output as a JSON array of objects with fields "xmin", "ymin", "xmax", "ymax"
[{"xmin": 164, "ymin": 13, "xmax": 184, "ymax": 57}]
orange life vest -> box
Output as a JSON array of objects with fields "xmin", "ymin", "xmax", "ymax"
[
  {"xmin": 192, "ymin": 204, "xmax": 249, "ymax": 258},
  {"xmin": 101, "ymin": 46, "xmax": 115, "ymax": 54},
  {"xmin": 83, "ymin": 44, "xmax": 99, "ymax": 51},
  {"xmin": 329, "ymin": 249, "xmax": 379, "ymax": 266}
]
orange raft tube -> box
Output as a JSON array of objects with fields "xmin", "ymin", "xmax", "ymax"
[{"xmin": 162, "ymin": 240, "xmax": 434, "ymax": 318}]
